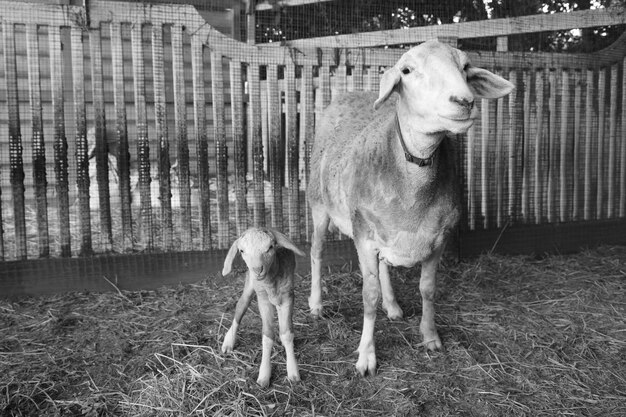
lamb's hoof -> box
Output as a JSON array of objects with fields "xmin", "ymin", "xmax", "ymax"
[
  {"xmin": 355, "ymin": 345, "xmax": 377, "ymax": 377},
  {"xmin": 309, "ymin": 303, "xmax": 323, "ymax": 318},
  {"xmin": 420, "ymin": 324, "xmax": 442, "ymax": 351},
  {"xmin": 257, "ymin": 375, "xmax": 271, "ymax": 388},
  {"xmin": 286, "ymin": 373, "xmax": 301, "ymax": 383},
  {"xmin": 383, "ymin": 302, "xmax": 404, "ymax": 321}
]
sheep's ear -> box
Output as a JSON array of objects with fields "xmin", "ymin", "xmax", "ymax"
[
  {"xmin": 374, "ymin": 66, "xmax": 402, "ymax": 110},
  {"xmin": 271, "ymin": 229, "xmax": 305, "ymax": 257},
  {"xmin": 466, "ymin": 66, "xmax": 515, "ymax": 99},
  {"xmin": 222, "ymin": 239, "xmax": 240, "ymax": 276}
]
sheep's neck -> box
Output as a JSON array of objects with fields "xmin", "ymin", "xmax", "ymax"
[
  {"xmin": 395, "ymin": 109, "xmax": 445, "ymax": 163},
  {"xmin": 395, "ymin": 115, "xmax": 438, "ymax": 167}
]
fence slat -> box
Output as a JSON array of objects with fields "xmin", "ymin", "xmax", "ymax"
[
  {"xmin": 131, "ymin": 23, "xmax": 154, "ymax": 249},
  {"xmin": 547, "ymin": 70, "xmax": 557, "ymax": 223},
  {"xmin": 607, "ymin": 64, "xmax": 618, "ymax": 218},
  {"xmin": 285, "ymin": 64, "xmax": 300, "ymax": 241},
  {"xmin": 573, "ymin": 70, "xmax": 582, "ymax": 221},
  {"xmin": 192, "ymin": 36, "xmax": 212, "ymax": 249},
  {"xmin": 352, "ymin": 57, "xmax": 364, "ymax": 92},
  {"xmin": 151, "ymin": 23, "xmax": 173, "ymax": 250},
  {"xmin": 495, "ymin": 90, "xmax": 504, "ymax": 228},
  {"xmin": 26, "ymin": 24, "xmax": 49, "ymax": 257},
  {"xmin": 3, "ymin": 23, "xmax": 27, "ymax": 259},
  {"xmin": 596, "ymin": 68, "xmax": 606, "ymax": 219},
  {"xmin": 110, "ymin": 22, "xmax": 134, "ymax": 250},
  {"xmin": 211, "ymin": 51, "xmax": 229, "ymax": 248},
  {"xmin": 89, "ymin": 26, "xmax": 113, "ymax": 251},
  {"xmin": 229, "ymin": 60, "xmax": 247, "ymax": 236},
  {"xmin": 320, "ymin": 65, "xmax": 331, "ymax": 108},
  {"xmin": 507, "ymin": 69, "xmax": 520, "ymax": 220},
  {"xmin": 49, "ymin": 25, "xmax": 71, "ymax": 257},
  {"xmin": 71, "ymin": 26, "xmax": 92, "ymax": 255},
  {"xmin": 481, "ymin": 99, "xmax": 490, "ymax": 229},
  {"xmin": 534, "ymin": 70, "xmax": 545, "ymax": 224},
  {"xmin": 584, "ymin": 69, "xmax": 594, "ymax": 220},
  {"xmin": 521, "ymin": 70, "xmax": 531, "ymax": 223},
  {"xmin": 249, "ymin": 65, "xmax": 266, "ymax": 227},
  {"xmin": 171, "ymin": 24, "xmax": 192, "ymax": 250},
  {"xmin": 300, "ymin": 65, "xmax": 315, "ymax": 238},
  {"xmin": 466, "ymin": 124, "xmax": 476, "ymax": 230},
  {"xmin": 559, "ymin": 70, "xmax": 569, "ymax": 222},
  {"xmin": 267, "ymin": 64, "xmax": 283, "ymax": 230},
  {"xmin": 620, "ymin": 57, "xmax": 626, "ymax": 217}
]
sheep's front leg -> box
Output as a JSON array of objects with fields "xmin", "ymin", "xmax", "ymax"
[
  {"xmin": 379, "ymin": 260, "xmax": 403, "ymax": 320},
  {"xmin": 257, "ymin": 291, "xmax": 275, "ymax": 388},
  {"xmin": 309, "ymin": 208, "xmax": 330, "ymax": 317},
  {"xmin": 355, "ymin": 242, "xmax": 380, "ymax": 376},
  {"xmin": 419, "ymin": 245, "xmax": 444, "ymax": 351},
  {"xmin": 276, "ymin": 298, "xmax": 300, "ymax": 382},
  {"xmin": 222, "ymin": 276, "xmax": 255, "ymax": 354}
]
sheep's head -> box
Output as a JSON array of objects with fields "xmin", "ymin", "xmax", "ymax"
[
  {"xmin": 222, "ymin": 228, "xmax": 305, "ymax": 278},
  {"xmin": 374, "ymin": 40, "xmax": 514, "ymax": 135}
]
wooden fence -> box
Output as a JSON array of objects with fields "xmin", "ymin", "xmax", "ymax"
[{"xmin": 1, "ymin": 1, "xmax": 626, "ymax": 295}]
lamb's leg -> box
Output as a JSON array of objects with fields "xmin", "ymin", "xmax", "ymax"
[
  {"xmin": 379, "ymin": 260, "xmax": 403, "ymax": 320},
  {"xmin": 309, "ymin": 207, "xmax": 330, "ymax": 317},
  {"xmin": 221, "ymin": 276, "xmax": 254, "ymax": 354},
  {"xmin": 257, "ymin": 292, "xmax": 275, "ymax": 388},
  {"xmin": 419, "ymin": 245, "xmax": 444, "ymax": 351},
  {"xmin": 277, "ymin": 298, "xmax": 300, "ymax": 382},
  {"xmin": 355, "ymin": 242, "xmax": 380, "ymax": 377}
]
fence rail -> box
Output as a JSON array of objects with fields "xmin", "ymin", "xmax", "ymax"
[{"xmin": 0, "ymin": 1, "xmax": 625, "ymax": 264}]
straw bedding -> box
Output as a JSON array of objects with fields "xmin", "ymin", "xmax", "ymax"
[{"xmin": 1, "ymin": 246, "xmax": 625, "ymax": 416}]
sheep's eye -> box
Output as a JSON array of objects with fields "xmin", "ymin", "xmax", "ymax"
[
  {"xmin": 401, "ymin": 67, "xmax": 411, "ymax": 75},
  {"xmin": 239, "ymin": 249, "xmax": 244, "ymax": 254},
  {"xmin": 462, "ymin": 63, "xmax": 470, "ymax": 71},
  {"xmin": 267, "ymin": 245, "xmax": 274, "ymax": 252}
]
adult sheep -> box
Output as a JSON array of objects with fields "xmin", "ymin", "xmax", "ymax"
[{"xmin": 307, "ymin": 40, "xmax": 514, "ymax": 376}]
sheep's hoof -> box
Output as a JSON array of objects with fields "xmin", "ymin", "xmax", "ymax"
[
  {"xmin": 383, "ymin": 302, "xmax": 404, "ymax": 321},
  {"xmin": 419, "ymin": 324, "xmax": 442, "ymax": 351},
  {"xmin": 309, "ymin": 304, "xmax": 323, "ymax": 318},
  {"xmin": 256, "ymin": 375, "xmax": 271, "ymax": 388},
  {"xmin": 286, "ymin": 373, "xmax": 301, "ymax": 383},
  {"xmin": 355, "ymin": 345, "xmax": 377, "ymax": 377}
]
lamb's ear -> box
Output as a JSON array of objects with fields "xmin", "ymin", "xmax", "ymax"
[
  {"xmin": 222, "ymin": 239, "xmax": 240, "ymax": 276},
  {"xmin": 374, "ymin": 66, "xmax": 402, "ymax": 110},
  {"xmin": 466, "ymin": 66, "xmax": 515, "ymax": 99},
  {"xmin": 271, "ymin": 229, "xmax": 305, "ymax": 257}
]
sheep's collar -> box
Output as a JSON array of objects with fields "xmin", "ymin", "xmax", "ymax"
[{"xmin": 395, "ymin": 114, "xmax": 438, "ymax": 167}]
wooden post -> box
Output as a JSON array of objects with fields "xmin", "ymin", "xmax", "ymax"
[
  {"xmin": 620, "ymin": 57, "xmax": 626, "ymax": 217},
  {"xmin": 547, "ymin": 69, "xmax": 557, "ymax": 223},
  {"xmin": 521, "ymin": 70, "xmax": 531, "ymax": 223},
  {"xmin": 249, "ymin": 64, "xmax": 266, "ymax": 227},
  {"xmin": 300, "ymin": 65, "xmax": 315, "ymax": 238},
  {"xmin": 607, "ymin": 64, "xmax": 618, "ymax": 218},
  {"xmin": 285, "ymin": 64, "xmax": 300, "ymax": 241},
  {"xmin": 584, "ymin": 69, "xmax": 594, "ymax": 221},
  {"xmin": 596, "ymin": 68, "xmax": 606, "ymax": 219},
  {"xmin": 230, "ymin": 60, "xmax": 248, "ymax": 237},
  {"xmin": 572, "ymin": 70, "xmax": 582, "ymax": 221}
]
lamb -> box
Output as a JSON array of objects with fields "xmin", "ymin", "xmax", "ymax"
[
  {"xmin": 221, "ymin": 227, "xmax": 305, "ymax": 387},
  {"xmin": 307, "ymin": 40, "xmax": 514, "ymax": 376}
]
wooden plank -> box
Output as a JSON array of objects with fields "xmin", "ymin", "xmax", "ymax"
[
  {"xmin": 572, "ymin": 70, "xmax": 582, "ymax": 221},
  {"xmin": 71, "ymin": 26, "xmax": 92, "ymax": 256},
  {"xmin": 26, "ymin": 24, "xmax": 50, "ymax": 258},
  {"xmin": 3, "ymin": 23, "xmax": 27, "ymax": 260},
  {"xmin": 110, "ymin": 22, "xmax": 134, "ymax": 250},
  {"xmin": 621, "ymin": 57, "xmax": 626, "ymax": 218},
  {"xmin": 211, "ymin": 51, "xmax": 230, "ymax": 249},
  {"xmin": 273, "ymin": 8, "xmax": 626, "ymax": 49},
  {"xmin": 171, "ymin": 24, "xmax": 192, "ymax": 250},
  {"xmin": 547, "ymin": 70, "xmax": 557, "ymax": 223},
  {"xmin": 249, "ymin": 64, "xmax": 266, "ymax": 227},
  {"xmin": 320, "ymin": 65, "xmax": 331, "ymax": 108},
  {"xmin": 352, "ymin": 57, "xmax": 364, "ymax": 92},
  {"xmin": 495, "ymin": 94, "xmax": 504, "ymax": 228},
  {"xmin": 191, "ymin": 35, "xmax": 212, "ymax": 249},
  {"xmin": 267, "ymin": 64, "xmax": 283, "ymax": 230},
  {"xmin": 300, "ymin": 65, "xmax": 315, "ymax": 238},
  {"xmin": 89, "ymin": 26, "xmax": 114, "ymax": 251},
  {"xmin": 559, "ymin": 70, "xmax": 570, "ymax": 222},
  {"xmin": 131, "ymin": 22, "xmax": 154, "ymax": 249},
  {"xmin": 151, "ymin": 23, "xmax": 173, "ymax": 250},
  {"xmin": 521, "ymin": 70, "xmax": 531, "ymax": 223},
  {"xmin": 48, "ymin": 25, "xmax": 71, "ymax": 257},
  {"xmin": 507, "ymin": 69, "xmax": 519, "ymax": 220},
  {"xmin": 466, "ymin": 124, "xmax": 476, "ymax": 231},
  {"xmin": 534, "ymin": 70, "xmax": 545, "ymax": 225},
  {"xmin": 229, "ymin": 60, "xmax": 247, "ymax": 236},
  {"xmin": 596, "ymin": 68, "xmax": 606, "ymax": 220},
  {"xmin": 285, "ymin": 64, "xmax": 300, "ymax": 241},
  {"xmin": 584, "ymin": 70, "xmax": 594, "ymax": 221},
  {"xmin": 607, "ymin": 64, "xmax": 618, "ymax": 218},
  {"xmin": 481, "ymin": 99, "xmax": 490, "ymax": 229}
]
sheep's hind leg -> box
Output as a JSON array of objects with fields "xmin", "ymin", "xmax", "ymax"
[
  {"xmin": 355, "ymin": 241, "xmax": 380, "ymax": 377},
  {"xmin": 419, "ymin": 246, "xmax": 444, "ymax": 351},
  {"xmin": 379, "ymin": 260, "xmax": 403, "ymax": 320},
  {"xmin": 309, "ymin": 207, "xmax": 330, "ymax": 317}
]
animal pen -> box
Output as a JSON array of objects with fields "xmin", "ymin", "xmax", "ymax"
[{"xmin": 1, "ymin": 0, "xmax": 626, "ymax": 296}]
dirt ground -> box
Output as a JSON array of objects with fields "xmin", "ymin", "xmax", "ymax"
[{"xmin": 1, "ymin": 246, "xmax": 625, "ymax": 416}]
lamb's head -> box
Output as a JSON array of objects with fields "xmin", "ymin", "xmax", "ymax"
[
  {"xmin": 374, "ymin": 40, "xmax": 514, "ymax": 135},
  {"xmin": 222, "ymin": 228, "xmax": 305, "ymax": 279}
]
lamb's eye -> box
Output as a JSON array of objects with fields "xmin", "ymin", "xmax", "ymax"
[{"xmin": 401, "ymin": 67, "xmax": 411, "ymax": 75}]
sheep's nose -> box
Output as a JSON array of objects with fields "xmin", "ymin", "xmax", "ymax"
[
  {"xmin": 252, "ymin": 266, "xmax": 264, "ymax": 276},
  {"xmin": 450, "ymin": 95, "xmax": 474, "ymax": 110}
]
